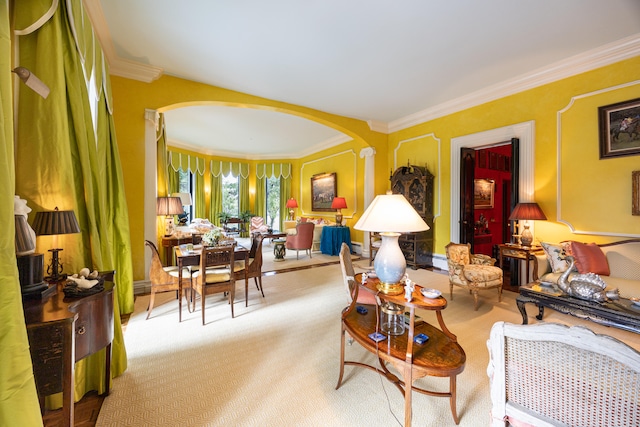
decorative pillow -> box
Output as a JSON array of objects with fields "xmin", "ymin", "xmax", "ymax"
[
  {"xmin": 541, "ymin": 242, "xmax": 571, "ymax": 273},
  {"xmin": 568, "ymin": 241, "xmax": 610, "ymax": 275}
]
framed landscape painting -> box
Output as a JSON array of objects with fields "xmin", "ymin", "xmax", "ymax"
[
  {"xmin": 311, "ymin": 172, "xmax": 336, "ymax": 211},
  {"xmin": 599, "ymin": 97, "xmax": 640, "ymax": 159},
  {"xmin": 474, "ymin": 178, "xmax": 494, "ymax": 209}
]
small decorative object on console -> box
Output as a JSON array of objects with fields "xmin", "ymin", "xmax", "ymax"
[
  {"xmin": 202, "ymin": 228, "xmax": 223, "ymax": 246},
  {"xmin": 420, "ymin": 288, "xmax": 442, "ymax": 299}
]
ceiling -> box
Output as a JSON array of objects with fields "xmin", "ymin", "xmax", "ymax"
[{"xmin": 95, "ymin": 0, "xmax": 640, "ymax": 159}]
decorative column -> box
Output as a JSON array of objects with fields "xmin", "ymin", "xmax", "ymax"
[{"xmin": 360, "ymin": 147, "xmax": 376, "ymax": 258}]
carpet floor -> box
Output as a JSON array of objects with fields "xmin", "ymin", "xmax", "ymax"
[{"xmin": 96, "ymin": 261, "xmax": 640, "ymax": 427}]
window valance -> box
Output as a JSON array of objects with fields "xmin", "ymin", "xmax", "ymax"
[
  {"xmin": 168, "ymin": 151, "xmax": 206, "ymax": 175},
  {"xmin": 210, "ymin": 160, "xmax": 249, "ymax": 179},
  {"xmin": 256, "ymin": 162, "xmax": 292, "ymax": 179}
]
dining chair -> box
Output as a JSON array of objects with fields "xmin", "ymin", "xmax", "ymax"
[
  {"xmin": 145, "ymin": 240, "xmax": 191, "ymax": 320},
  {"xmin": 191, "ymin": 243, "xmax": 237, "ymax": 324},
  {"xmin": 339, "ymin": 243, "xmax": 377, "ymax": 306},
  {"xmin": 234, "ymin": 233, "xmax": 265, "ymax": 307}
]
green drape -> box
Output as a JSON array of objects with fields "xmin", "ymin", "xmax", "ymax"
[
  {"xmin": 280, "ymin": 176, "xmax": 292, "ymax": 231},
  {"xmin": 14, "ymin": 0, "xmax": 129, "ymax": 408},
  {"xmin": 156, "ymin": 113, "xmax": 169, "ymax": 197},
  {"xmin": 194, "ymin": 172, "xmax": 206, "ymax": 219},
  {"xmin": 0, "ymin": 2, "xmax": 43, "ymax": 425},
  {"xmin": 239, "ymin": 173, "xmax": 250, "ymax": 214},
  {"xmin": 168, "ymin": 168, "xmax": 180, "ymax": 196},
  {"xmin": 254, "ymin": 175, "xmax": 266, "ymax": 218},
  {"xmin": 210, "ymin": 173, "xmax": 222, "ymax": 225}
]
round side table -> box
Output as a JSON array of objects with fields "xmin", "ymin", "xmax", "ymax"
[{"xmin": 273, "ymin": 238, "xmax": 286, "ymax": 262}]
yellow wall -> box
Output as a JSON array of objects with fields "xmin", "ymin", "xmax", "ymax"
[
  {"xmin": 387, "ymin": 56, "xmax": 640, "ymax": 255},
  {"xmin": 110, "ymin": 74, "xmax": 386, "ymax": 280}
]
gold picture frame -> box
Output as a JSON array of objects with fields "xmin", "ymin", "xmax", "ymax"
[
  {"xmin": 311, "ymin": 172, "xmax": 337, "ymax": 211},
  {"xmin": 474, "ymin": 178, "xmax": 494, "ymax": 209},
  {"xmin": 633, "ymin": 170, "xmax": 640, "ymax": 216}
]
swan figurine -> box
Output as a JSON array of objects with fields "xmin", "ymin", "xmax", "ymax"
[{"xmin": 557, "ymin": 256, "xmax": 619, "ymax": 302}]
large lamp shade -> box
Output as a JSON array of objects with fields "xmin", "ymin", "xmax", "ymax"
[
  {"xmin": 157, "ymin": 197, "xmax": 184, "ymax": 236},
  {"xmin": 354, "ymin": 193, "xmax": 429, "ymax": 294},
  {"xmin": 508, "ymin": 202, "xmax": 546, "ymax": 246}
]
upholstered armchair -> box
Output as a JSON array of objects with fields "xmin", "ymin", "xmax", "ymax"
[
  {"xmin": 285, "ymin": 222, "xmax": 315, "ymax": 259},
  {"xmin": 250, "ymin": 216, "xmax": 269, "ymax": 234},
  {"xmin": 445, "ymin": 242, "xmax": 503, "ymax": 310}
]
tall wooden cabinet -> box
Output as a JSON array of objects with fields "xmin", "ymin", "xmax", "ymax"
[{"xmin": 390, "ymin": 165, "xmax": 434, "ymax": 269}]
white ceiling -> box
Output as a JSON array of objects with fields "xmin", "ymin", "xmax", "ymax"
[{"xmin": 96, "ymin": 0, "xmax": 640, "ymax": 158}]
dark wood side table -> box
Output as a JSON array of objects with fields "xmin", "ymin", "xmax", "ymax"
[
  {"xmin": 23, "ymin": 278, "xmax": 114, "ymax": 427},
  {"xmin": 162, "ymin": 235, "xmax": 198, "ymax": 266},
  {"xmin": 498, "ymin": 243, "xmax": 544, "ymax": 284}
]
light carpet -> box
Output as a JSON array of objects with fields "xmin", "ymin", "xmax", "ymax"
[{"xmin": 97, "ymin": 265, "xmax": 640, "ymax": 427}]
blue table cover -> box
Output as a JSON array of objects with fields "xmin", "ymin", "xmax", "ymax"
[{"xmin": 320, "ymin": 226, "xmax": 352, "ymax": 255}]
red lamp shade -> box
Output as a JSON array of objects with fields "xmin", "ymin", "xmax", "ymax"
[
  {"xmin": 508, "ymin": 202, "xmax": 547, "ymax": 221},
  {"xmin": 286, "ymin": 198, "xmax": 298, "ymax": 208},
  {"xmin": 331, "ymin": 197, "xmax": 347, "ymax": 210}
]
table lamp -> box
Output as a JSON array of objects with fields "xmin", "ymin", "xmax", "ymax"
[
  {"xmin": 508, "ymin": 202, "xmax": 547, "ymax": 247},
  {"xmin": 32, "ymin": 207, "xmax": 81, "ymax": 282},
  {"xmin": 331, "ymin": 197, "xmax": 347, "ymax": 226},
  {"xmin": 354, "ymin": 192, "xmax": 429, "ymax": 295},
  {"xmin": 286, "ymin": 198, "xmax": 298, "ymax": 220},
  {"xmin": 171, "ymin": 192, "xmax": 192, "ymax": 225},
  {"xmin": 157, "ymin": 196, "xmax": 184, "ymax": 237}
]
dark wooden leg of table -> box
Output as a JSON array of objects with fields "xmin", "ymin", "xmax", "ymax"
[
  {"xmin": 103, "ymin": 342, "xmax": 111, "ymax": 396},
  {"xmin": 516, "ymin": 296, "xmax": 529, "ymax": 325},
  {"xmin": 535, "ymin": 305, "xmax": 545, "ymax": 320}
]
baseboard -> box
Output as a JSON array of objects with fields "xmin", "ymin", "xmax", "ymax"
[{"xmin": 134, "ymin": 280, "xmax": 151, "ymax": 295}]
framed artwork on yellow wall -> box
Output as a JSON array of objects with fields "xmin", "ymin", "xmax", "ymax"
[
  {"xmin": 599, "ymin": 97, "xmax": 640, "ymax": 159},
  {"xmin": 311, "ymin": 172, "xmax": 336, "ymax": 211}
]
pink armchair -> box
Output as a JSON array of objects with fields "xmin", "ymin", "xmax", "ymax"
[
  {"xmin": 250, "ymin": 216, "xmax": 269, "ymax": 234},
  {"xmin": 285, "ymin": 222, "xmax": 315, "ymax": 259}
]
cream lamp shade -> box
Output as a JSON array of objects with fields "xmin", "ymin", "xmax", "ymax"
[
  {"xmin": 354, "ymin": 193, "xmax": 429, "ymax": 294},
  {"xmin": 171, "ymin": 192, "xmax": 193, "ymax": 206}
]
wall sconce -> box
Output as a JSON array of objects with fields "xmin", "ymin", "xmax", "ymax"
[
  {"xmin": 157, "ymin": 196, "xmax": 184, "ymax": 236},
  {"xmin": 331, "ymin": 197, "xmax": 347, "ymax": 226},
  {"xmin": 508, "ymin": 202, "xmax": 547, "ymax": 247},
  {"xmin": 286, "ymin": 198, "xmax": 298, "ymax": 221},
  {"xmin": 32, "ymin": 207, "xmax": 81, "ymax": 282}
]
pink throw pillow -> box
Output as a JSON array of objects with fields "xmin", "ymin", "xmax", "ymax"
[{"xmin": 568, "ymin": 241, "xmax": 610, "ymax": 276}]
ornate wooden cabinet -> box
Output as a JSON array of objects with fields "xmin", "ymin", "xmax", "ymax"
[{"xmin": 390, "ymin": 165, "xmax": 434, "ymax": 268}]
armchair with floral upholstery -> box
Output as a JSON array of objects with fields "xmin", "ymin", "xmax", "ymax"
[{"xmin": 445, "ymin": 242, "xmax": 503, "ymax": 310}]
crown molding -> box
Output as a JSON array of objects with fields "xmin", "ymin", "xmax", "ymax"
[
  {"xmin": 367, "ymin": 120, "xmax": 389, "ymax": 133},
  {"xmin": 388, "ymin": 33, "xmax": 640, "ymax": 133},
  {"xmin": 84, "ymin": 0, "xmax": 163, "ymax": 82}
]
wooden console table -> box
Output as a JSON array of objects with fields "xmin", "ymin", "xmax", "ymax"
[
  {"xmin": 337, "ymin": 273, "xmax": 466, "ymax": 426},
  {"xmin": 498, "ymin": 243, "xmax": 543, "ymax": 285},
  {"xmin": 22, "ymin": 277, "xmax": 114, "ymax": 427}
]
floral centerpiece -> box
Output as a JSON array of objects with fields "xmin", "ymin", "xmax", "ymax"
[{"xmin": 202, "ymin": 228, "xmax": 223, "ymax": 246}]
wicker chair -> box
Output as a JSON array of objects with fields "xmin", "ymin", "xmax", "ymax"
[
  {"xmin": 445, "ymin": 242, "xmax": 503, "ymax": 310},
  {"xmin": 190, "ymin": 244, "xmax": 237, "ymax": 324},
  {"xmin": 339, "ymin": 243, "xmax": 377, "ymax": 305},
  {"xmin": 488, "ymin": 321, "xmax": 640, "ymax": 427}
]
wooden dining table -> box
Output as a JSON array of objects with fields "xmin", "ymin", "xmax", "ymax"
[{"xmin": 175, "ymin": 243, "xmax": 249, "ymax": 322}]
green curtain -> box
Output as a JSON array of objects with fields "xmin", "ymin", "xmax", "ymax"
[
  {"xmin": 210, "ymin": 172, "xmax": 222, "ymax": 225},
  {"xmin": 280, "ymin": 176, "xmax": 292, "ymax": 231},
  {"xmin": 0, "ymin": 2, "xmax": 43, "ymax": 425},
  {"xmin": 156, "ymin": 113, "xmax": 169, "ymax": 197},
  {"xmin": 239, "ymin": 173, "xmax": 250, "ymax": 214},
  {"xmin": 194, "ymin": 172, "xmax": 206, "ymax": 218},
  {"xmin": 254, "ymin": 175, "xmax": 266, "ymax": 218},
  {"xmin": 168, "ymin": 168, "xmax": 180, "ymax": 196},
  {"xmin": 14, "ymin": 0, "xmax": 128, "ymax": 408}
]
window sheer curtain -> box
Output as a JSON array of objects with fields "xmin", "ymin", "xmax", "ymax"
[
  {"xmin": 256, "ymin": 162, "xmax": 293, "ymax": 225},
  {"xmin": 13, "ymin": 0, "xmax": 129, "ymax": 409},
  {"xmin": 0, "ymin": 2, "xmax": 42, "ymax": 425}
]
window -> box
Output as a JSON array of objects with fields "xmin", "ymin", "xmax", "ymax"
[
  {"xmin": 178, "ymin": 169, "xmax": 193, "ymax": 223},
  {"xmin": 265, "ymin": 177, "xmax": 280, "ymax": 229},
  {"xmin": 222, "ymin": 174, "xmax": 239, "ymax": 217}
]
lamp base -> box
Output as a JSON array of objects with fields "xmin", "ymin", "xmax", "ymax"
[
  {"xmin": 520, "ymin": 225, "xmax": 533, "ymax": 246},
  {"xmin": 373, "ymin": 232, "xmax": 406, "ymax": 295},
  {"xmin": 335, "ymin": 213, "xmax": 343, "ymax": 226},
  {"xmin": 164, "ymin": 216, "xmax": 175, "ymax": 237}
]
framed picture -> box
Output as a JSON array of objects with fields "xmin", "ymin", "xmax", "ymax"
[
  {"xmin": 311, "ymin": 172, "xmax": 336, "ymax": 211},
  {"xmin": 633, "ymin": 170, "xmax": 640, "ymax": 216},
  {"xmin": 598, "ymin": 97, "xmax": 640, "ymax": 159},
  {"xmin": 474, "ymin": 178, "xmax": 494, "ymax": 209}
]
